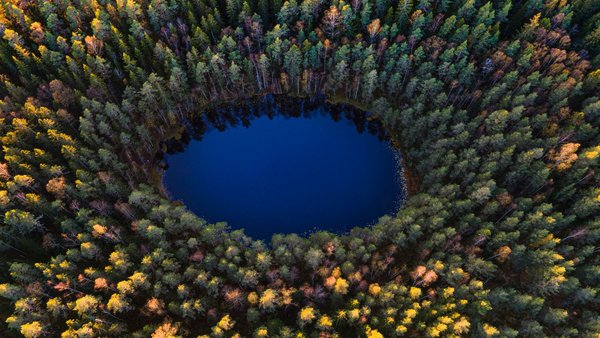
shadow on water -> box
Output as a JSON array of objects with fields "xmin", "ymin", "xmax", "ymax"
[
  {"xmin": 163, "ymin": 95, "xmax": 392, "ymax": 153},
  {"xmin": 160, "ymin": 94, "xmax": 407, "ymax": 240}
]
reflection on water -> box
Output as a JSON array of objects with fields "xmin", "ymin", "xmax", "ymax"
[{"xmin": 163, "ymin": 95, "xmax": 405, "ymax": 240}]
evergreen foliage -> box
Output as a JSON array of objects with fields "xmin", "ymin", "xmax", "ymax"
[{"xmin": 0, "ymin": 0, "xmax": 598, "ymax": 336}]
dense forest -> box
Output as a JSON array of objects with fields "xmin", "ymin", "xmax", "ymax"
[{"xmin": 0, "ymin": 0, "xmax": 599, "ymax": 336}]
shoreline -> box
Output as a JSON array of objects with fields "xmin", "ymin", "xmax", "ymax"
[{"xmin": 151, "ymin": 94, "xmax": 420, "ymax": 199}]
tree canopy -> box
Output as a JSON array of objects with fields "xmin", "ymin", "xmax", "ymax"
[{"xmin": 0, "ymin": 0, "xmax": 599, "ymax": 336}]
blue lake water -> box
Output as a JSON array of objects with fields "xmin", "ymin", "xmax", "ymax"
[{"xmin": 164, "ymin": 107, "xmax": 403, "ymax": 240}]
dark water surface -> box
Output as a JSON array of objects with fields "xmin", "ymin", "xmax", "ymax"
[{"xmin": 164, "ymin": 103, "xmax": 404, "ymax": 240}]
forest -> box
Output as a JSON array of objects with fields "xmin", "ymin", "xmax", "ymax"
[{"xmin": 0, "ymin": 0, "xmax": 599, "ymax": 336}]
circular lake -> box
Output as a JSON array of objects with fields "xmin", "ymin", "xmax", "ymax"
[{"xmin": 164, "ymin": 100, "xmax": 404, "ymax": 240}]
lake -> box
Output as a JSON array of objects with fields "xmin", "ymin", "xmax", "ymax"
[{"xmin": 164, "ymin": 99, "xmax": 404, "ymax": 240}]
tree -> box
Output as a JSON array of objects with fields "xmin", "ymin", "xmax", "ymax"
[
  {"xmin": 284, "ymin": 44, "xmax": 302, "ymax": 93},
  {"xmin": 74, "ymin": 295, "xmax": 99, "ymax": 316},
  {"xmin": 4, "ymin": 209, "xmax": 40, "ymax": 235},
  {"xmin": 548, "ymin": 143, "xmax": 580, "ymax": 172},
  {"xmin": 321, "ymin": 6, "xmax": 342, "ymax": 39},
  {"xmin": 20, "ymin": 322, "xmax": 44, "ymax": 338},
  {"xmin": 278, "ymin": 0, "xmax": 300, "ymax": 27},
  {"xmin": 367, "ymin": 18, "xmax": 381, "ymax": 43}
]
